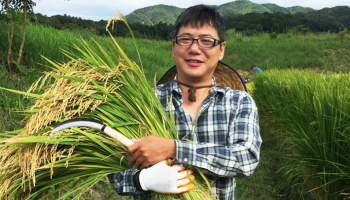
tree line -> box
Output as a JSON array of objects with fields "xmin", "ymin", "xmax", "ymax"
[{"xmin": 225, "ymin": 7, "xmax": 350, "ymax": 35}]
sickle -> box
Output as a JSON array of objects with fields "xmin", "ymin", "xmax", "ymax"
[{"xmin": 50, "ymin": 118, "xmax": 134, "ymax": 147}]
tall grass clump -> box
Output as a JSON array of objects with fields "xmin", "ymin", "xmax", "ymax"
[
  {"xmin": 252, "ymin": 70, "xmax": 350, "ymax": 199},
  {"xmin": 0, "ymin": 20, "xmax": 173, "ymax": 82},
  {"xmin": 0, "ymin": 15, "xmax": 214, "ymax": 199},
  {"xmin": 0, "ymin": 66, "xmax": 38, "ymax": 132}
]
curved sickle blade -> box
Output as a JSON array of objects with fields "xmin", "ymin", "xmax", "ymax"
[
  {"xmin": 50, "ymin": 118, "xmax": 134, "ymax": 147},
  {"xmin": 51, "ymin": 118, "xmax": 104, "ymax": 134}
]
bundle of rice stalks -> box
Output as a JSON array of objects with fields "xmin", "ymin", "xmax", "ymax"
[{"xmin": 0, "ymin": 14, "xmax": 215, "ymax": 199}]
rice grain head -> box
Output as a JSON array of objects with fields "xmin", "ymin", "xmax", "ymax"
[{"xmin": 23, "ymin": 60, "xmax": 127, "ymax": 135}]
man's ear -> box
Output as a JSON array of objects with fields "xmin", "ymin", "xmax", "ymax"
[{"xmin": 219, "ymin": 41, "xmax": 226, "ymax": 60}]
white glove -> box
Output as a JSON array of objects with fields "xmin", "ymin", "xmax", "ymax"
[{"xmin": 138, "ymin": 159, "xmax": 195, "ymax": 194}]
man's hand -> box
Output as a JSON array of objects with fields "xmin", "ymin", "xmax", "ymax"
[
  {"xmin": 137, "ymin": 160, "xmax": 195, "ymax": 194},
  {"xmin": 128, "ymin": 135, "xmax": 176, "ymax": 169}
]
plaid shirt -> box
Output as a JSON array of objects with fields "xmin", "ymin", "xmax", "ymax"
[{"xmin": 108, "ymin": 77, "xmax": 262, "ymax": 200}]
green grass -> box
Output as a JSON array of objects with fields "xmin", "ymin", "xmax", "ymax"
[
  {"xmin": 224, "ymin": 29, "xmax": 350, "ymax": 72},
  {"xmin": 236, "ymin": 124, "xmax": 289, "ymax": 200},
  {"xmin": 0, "ymin": 66, "xmax": 36, "ymax": 132},
  {"xmin": 0, "ymin": 21, "xmax": 174, "ymax": 82},
  {"xmin": 1, "ymin": 21, "xmax": 349, "ymax": 80},
  {"xmin": 252, "ymin": 70, "xmax": 350, "ymax": 200}
]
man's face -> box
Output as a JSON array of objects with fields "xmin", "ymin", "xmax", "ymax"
[{"xmin": 172, "ymin": 24, "xmax": 226, "ymax": 83}]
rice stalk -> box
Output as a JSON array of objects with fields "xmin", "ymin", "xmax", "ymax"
[{"xmin": 0, "ymin": 13, "xmax": 215, "ymax": 199}]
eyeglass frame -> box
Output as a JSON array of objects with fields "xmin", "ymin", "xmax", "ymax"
[{"xmin": 174, "ymin": 36, "xmax": 222, "ymax": 48}]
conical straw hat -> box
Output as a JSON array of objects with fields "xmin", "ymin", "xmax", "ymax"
[{"xmin": 157, "ymin": 61, "xmax": 247, "ymax": 92}]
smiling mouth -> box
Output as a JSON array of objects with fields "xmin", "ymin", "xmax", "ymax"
[{"xmin": 186, "ymin": 60, "xmax": 203, "ymax": 63}]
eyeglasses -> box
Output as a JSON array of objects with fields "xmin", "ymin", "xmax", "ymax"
[{"xmin": 174, "ymin": 36, "xmax": 221, "ymax": 48}]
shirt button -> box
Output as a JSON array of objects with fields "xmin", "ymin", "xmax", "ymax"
[{"xmin": 184, "ymin": 158, "xmax": 188, "ymax": 162}]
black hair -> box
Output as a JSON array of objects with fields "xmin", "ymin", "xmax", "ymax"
[{"xmin": 172, "ymin": 5, "xmax": 225, "ymax": 42}]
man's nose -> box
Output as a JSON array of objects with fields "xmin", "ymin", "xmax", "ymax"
[{"xmin": 189, "ymin": 40, "xmax": 201, "ymax": 53}]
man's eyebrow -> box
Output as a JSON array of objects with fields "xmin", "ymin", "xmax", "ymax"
[
  {"xmin": 178, "ymin": 33, "xmax": 191, "ymax": 36},
  {"xmin": 199, "ymin": 34, "xmax": 213, "ymax": 37},
  {"xmin": 178, "ymin": 33, "xmax": 214, "ymax": 37}
]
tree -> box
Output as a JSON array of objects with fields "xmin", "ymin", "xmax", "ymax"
[{"xmin": 0, "ymin": 0, "xmax": 36, "ymax": 72}]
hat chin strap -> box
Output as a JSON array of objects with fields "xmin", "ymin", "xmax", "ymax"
[{"xmin": 174, "ymin": 80, "xmax": 215, "ymax": 102}]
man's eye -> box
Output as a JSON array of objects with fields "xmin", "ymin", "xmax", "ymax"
[
  {"xmin": 180, "ymin": 38, "xmax": 192, "ymax": 41},
  {"xmin": 200, "ymin": 39, "xmax": 214, "ymax": 43}
]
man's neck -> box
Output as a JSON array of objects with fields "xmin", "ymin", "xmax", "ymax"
[
  {"xmin": 178, "ymin": 85, "xmax": 211, "ymax": 124},
  {"xmin": 175, "ymin": 78, "xmax": 214, "ymax": 102}
]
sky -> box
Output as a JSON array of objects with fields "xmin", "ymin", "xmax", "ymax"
[{"xmin": 33, "ymin": 0, "xmax": 350, "ymax": 21}]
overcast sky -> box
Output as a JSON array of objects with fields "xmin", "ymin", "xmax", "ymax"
[{"xmin": 33, "ymin": 0, "xmax": 350, "ymax": 21}]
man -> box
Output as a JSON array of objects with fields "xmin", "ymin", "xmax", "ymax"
[
  {"xmin": 251, "ymin": 64, "xmax": 263, "ymax": 75},
  {"xmin": 109, "ymin": 5, "xmax": 262, "ymax": 199},
  {"xmin": 242, "ymin": 78, "xmax": 250, "ymax": 83}
]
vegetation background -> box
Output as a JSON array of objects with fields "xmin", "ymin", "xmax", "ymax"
[
  {"xmin": 1, "ymin": 0, "xmax": 349, "ymax": 40},
  {"xmin": 0, "ymin": 0, "xmax": 350, "ymax": 199}
]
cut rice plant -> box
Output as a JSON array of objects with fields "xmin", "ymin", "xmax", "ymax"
[{"xmin": 0, "ymin": 14, "xmax": 215, "ymax": 199}]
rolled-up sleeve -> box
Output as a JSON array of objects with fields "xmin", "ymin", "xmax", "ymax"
[{"xmin": 108, "ymin": 169, "xmax": 151, "ymax": 199}]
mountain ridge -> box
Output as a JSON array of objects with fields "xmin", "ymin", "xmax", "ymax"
[{"xmin": 125, "ymin": 0, "xmax": 317, "ymax": 25}]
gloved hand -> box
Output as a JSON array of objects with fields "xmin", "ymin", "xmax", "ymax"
[{"xmin": 137, "ymin": 159, "xmax": 195, "ymax": 194}]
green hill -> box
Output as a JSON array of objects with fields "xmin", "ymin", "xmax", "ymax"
[
  {"xmin": 216, "ymin": 0, "xmax": 271, "ymax": 16},
  {"xmin": 286, "ymin": 6, "xmax": 314, "ymax": 14},
  {"xmin": 260, "ymin": 4, "xmax": 314, "ymax": 14},
  {"xmin": 125, "ymin": 4, "xmax": 184, "ymax": 25},
  {"xmin": 302, "ymin": 6, "xmax": 350, "ymax": 31},
  {"xmin": 261, "ymin": 3, "xmax": 289, "ymax": 14},
  {"xmin": 125, "ymin": 0, "xmax": 317, "ymax": 25}
]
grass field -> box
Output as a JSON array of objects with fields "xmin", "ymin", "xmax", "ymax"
[{"xmin": 1, "ymin": 21, "xmax": 349, "ymax": 199}]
